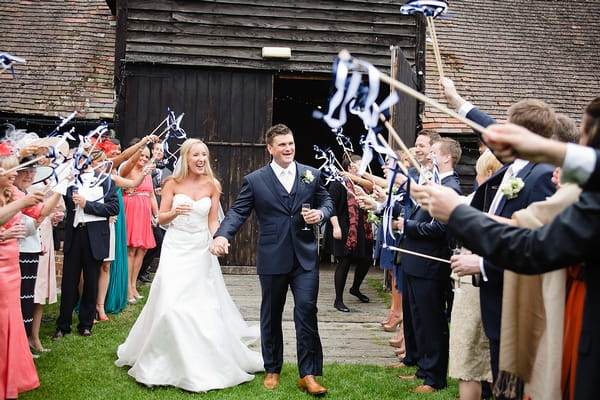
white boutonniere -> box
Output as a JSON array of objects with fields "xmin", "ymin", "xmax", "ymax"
[
  {"xmin": 301, "ymin": 170, "xmax": 314, "ymax": 184},
  {"xmin": 500, "ymin": 176, "xmax": 525, "ymax": 199}
]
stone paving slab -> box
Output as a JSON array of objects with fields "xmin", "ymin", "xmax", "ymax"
[{"xmin": 223, "ymin": 264, "xmax": 399, "ymax": 366}]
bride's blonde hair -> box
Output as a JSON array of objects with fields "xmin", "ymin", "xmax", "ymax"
[{"xmin": 172, "ymin": 139, "xmax": 215, "ymax": 184}]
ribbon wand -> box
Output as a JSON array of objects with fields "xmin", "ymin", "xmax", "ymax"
[{"xmin": 426, "ymin": 17, "xmax": 444, "ymax": 79}]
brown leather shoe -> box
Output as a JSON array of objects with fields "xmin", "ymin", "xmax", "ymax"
[
  {"xmin": 398, "ymin": 374, "xmax": 418, "ymax": 380},
  {"xmin": 263, "ymin": 373, "xmax": 280, "ymax": 389},
  {"xmin": 297, "ymin": 375, "xmax": 327, "ymax": 396},
  {"xmin": 411, "ymin": 384, "xmax": 437, "ymax": 393}
]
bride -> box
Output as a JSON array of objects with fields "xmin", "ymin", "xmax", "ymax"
[{"xmin": 115, "ymin": 138, "xmax": 263, "ymax": 392}]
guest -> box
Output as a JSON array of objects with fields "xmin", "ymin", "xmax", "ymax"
[
  {"xmin": 0, "ymin": 146, "xmax": 45, "ymax": 399},
  {"xmin": 324, "ymin": 154, "xmax": 373, "ymax": 312},
  {"xmin": 397, "ymin": 136, "xmax": 462, "ymax": 393},
  {"xmin": 103, "ymin": 134, "xmax": 158, "ymax": 314},
  {"xmin": 448, "ymin": 150, "xmax": 501, "ymax": 400},
  {"xmin": 440, "ymin": 77, "xmax": 557, "ymax": 384},
  {"xmin": 121, "ymin": 144, "xmax": 158, "ymax": 303},
  {"xmin": 139, "ymin": 141, "xmax": 172, "ymax": 283},
  {"xmin": 88, "ymin": 148, "xmax": 149, "ymax": 321},
  {"xmin": 13, "ymin": 160, "xmax": 62, "ymax": 352},
  {"xmin": 52, "ymin": 147, "xmax": 120, "ymax": 340}
]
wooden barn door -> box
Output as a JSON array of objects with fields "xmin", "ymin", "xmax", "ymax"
[{"xmin": 117, "ymin": 65, "xmax": 273, "ymax": 267}]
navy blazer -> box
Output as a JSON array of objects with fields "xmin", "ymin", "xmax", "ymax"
[
  {"xmin": 63, "ymin": 176, "xmax": 119, "ymax": 261},
  {"xmin": 401, "ymin": 172, "xmax": 462, "ymax": 280},
  {"xmin": 471, "ymin": 161, "xmax": 555, "ymax": 341},
  {"xmin": 215, "ymin": 162, "xmax": 333, "ymax": 275}
]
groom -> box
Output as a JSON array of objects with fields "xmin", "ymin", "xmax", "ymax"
[{"xmin": 210, "ymin": 124, "xmax": 333, "ymax": 395}]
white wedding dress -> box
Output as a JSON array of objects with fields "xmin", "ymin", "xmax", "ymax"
[{"xmin": 115, "ymin": 195, "xmax": 264, "ymax": 392}]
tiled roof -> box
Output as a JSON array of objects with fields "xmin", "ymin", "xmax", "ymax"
[
  {"xmin": 422, "ymin": 0, "xmax": 600, "ymax": 134},
  {"xmin": 0, "ymin": 1, "xmax": 116, "ymax": 120}
]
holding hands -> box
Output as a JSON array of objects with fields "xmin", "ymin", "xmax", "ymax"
[{"xmin": 209, "ymin": 236, "xmax": 230, "ymax": 256}]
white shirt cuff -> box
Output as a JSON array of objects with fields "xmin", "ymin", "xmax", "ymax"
[
  {"xmin": 561, "ymin": 143, "xmax": 595, "ymax": 186},
  {"xmin": 458, "ymin": 101, "xmax": 475, "ymax": 117},
  {"xmin": 478, "ymin": 257, "xmax": 488, "ymax": 282}
]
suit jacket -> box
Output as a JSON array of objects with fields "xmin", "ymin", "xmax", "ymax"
[
  {"xmin": 472, "ymin": 160, "xmax": 555, "ymax": 340},
  {"xmin": 215, "ymin": 162, "xmax": 333, "ymax": 275},
  {"xmin": 63, "ymin": 176, "xmax": 119, "ymax": 261},
  {"xmin": 466, "ymin": 106, "xmax": 557, "ymax": 340},
  {"xmin": 447, "ymin": 193, "xmax": 600, "ymax": 400},
  {"xmin": 401, "ymin": 172, "xmax": 462, "ymax": 280}
]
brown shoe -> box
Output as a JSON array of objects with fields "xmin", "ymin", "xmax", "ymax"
[
  {"xmin": 263, "ymin": 373, "xmax": 280, "ymax": 389},
  {"xmin": 398, "ymin": 374, "xmax": 418, "ymax": 380},
  {"xmin": 297, "ymin": 375, "xmax": 327, "ymax": 396},
  {"xmin": 411, "ymin": 384, "xmax": 437, "ymax": 393}
]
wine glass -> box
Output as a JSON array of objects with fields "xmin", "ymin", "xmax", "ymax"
[
  {"xmin": 301, "ymin": 203, "xmax": 311, "ymax": 231},
  {"xmin": 452, "ymin": 246, "xmax": 464, "ymax": 293}
]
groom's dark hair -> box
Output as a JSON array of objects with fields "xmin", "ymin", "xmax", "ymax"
[{"xmin": 266, "ymin": 124, "xmax": 293, "ymax": 145}]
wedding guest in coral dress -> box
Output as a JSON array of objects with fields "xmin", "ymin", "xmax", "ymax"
[
  {"xmin": 121, "ymin": 145, "xmax": 158, "ymax": 303},
  {"xmin": 0, "ymin": 148, "xmax": 46, "ymax": 399}
]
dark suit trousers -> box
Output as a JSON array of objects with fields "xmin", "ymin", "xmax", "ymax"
[
  {"xmin": 57, "ymin": 225, "xmax": 101, "ymax": 333},
  {"xmin": 259, "ymin": 258, "xmax": 323, "ymax": 377},
  {"xmin": 402, "ymin": 273, "xmax": 449, "ymax": 389}
]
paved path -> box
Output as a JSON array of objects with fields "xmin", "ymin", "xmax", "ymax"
[{"xmin": 223, "ymin": 264, "xmax": 399, "ymax": 366}]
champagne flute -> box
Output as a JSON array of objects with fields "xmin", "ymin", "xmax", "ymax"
[
  {"xmin": 301, "ymin": 203, "xmax": 311, "ymax": 231},
  {"xmin": 452, "ymin": 246, "xmax": 464, "ymax": 293},
  {"xmin": 71, "ymin": 187, "xmax": 79, "ymax": 212}
]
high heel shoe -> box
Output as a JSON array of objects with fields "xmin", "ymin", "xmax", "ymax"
[
  {"xmin": 382, "ymin": 314, "xmax": 402, "ymax": 332},
  {"xmin": 134, "ymin": 295, "xmax": 144, "ymax": 300},
  {"xmin": 95, "ymin": 304, "xmax": 109, "ymax": 321},
  {"xmin": 127, "ymin": 297, "xmax": 137, "ymax": 304}
]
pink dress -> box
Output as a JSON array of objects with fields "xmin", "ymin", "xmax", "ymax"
[
  {"xmin": 0, "ymin": 211, "xmax": 40, "ymax": 398},
  {"xmin": 122, "ymin": 174, "xmax": 156, "ymax": 249}
]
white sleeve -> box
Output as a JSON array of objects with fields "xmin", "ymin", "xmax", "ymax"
[
  {"xmin": 561, "ymin": 143, "xmax": 596, "ymax": 186},
  {"xmin": 458, "ymin": 101, "xmax": 475, "ymax": 117},
  {"xmin": 479, "ymin": 256, "xmax": 489, "ymax": 282}
]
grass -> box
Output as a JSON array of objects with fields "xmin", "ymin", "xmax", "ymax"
[{"xmin": 21, "ymin": 279, "xmax": 459, "ymax": 400}]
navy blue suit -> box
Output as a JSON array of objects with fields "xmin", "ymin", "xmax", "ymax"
[
  {"xmin": 400, "ymin": 173, "xmax": 462, "ymax": 389},
  {"xmin": 58, "ymin": 177, "xmax": 119, "ymax": 334},
  {"xmin": 467, "ymin": 106, "xmax": 556, "ymax": 380},
  {"xmin": 215, "ymin": 162, "xmax": 333, "ymax": 377}
]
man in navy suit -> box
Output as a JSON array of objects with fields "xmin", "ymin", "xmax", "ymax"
[
  {"xmin": 440, "ymin": 78, "xmax": 557, "ymax": 382},
  {"xmin": 210, "ymin": 124, "xmax": 333, "ymax": 396},
  {"xmin": 52, "ymin": 164, "xmax": 119, "ymax": 339},
  {"xmin": 398, "ymin": 137, "xmax": 463, "ymax": 392}
]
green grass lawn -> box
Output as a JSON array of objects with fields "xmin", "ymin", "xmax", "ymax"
[{"xmin": 21, "ymin": 280, "xmax": 459, "ymax": 400}]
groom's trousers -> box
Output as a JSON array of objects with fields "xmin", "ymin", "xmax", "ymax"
[{"xmin": 259, "ymin": 259, "xmax": 323, "ymax": 377}]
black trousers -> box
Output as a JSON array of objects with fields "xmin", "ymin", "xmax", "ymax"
[
  {"xmin": 56, "ymin": 226, "xmax": 101, "ymax": 333},
  {"xmin": 19, "ymin": 252, "xmax": 39, "ymax": 335},
  {"xmin": 402, "ymin": 273, "xmax": 449, "ymax": 389}
]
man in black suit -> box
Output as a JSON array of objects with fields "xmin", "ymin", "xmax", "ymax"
[
  {"xmin": 440, "ymin": 79, "xmax": 557, "ymax": 381},
  {"xmin": 398, "ymin": 137, "xmax": 463, "ymax": 392},
  {"xmin": 53, "ymin": 163, "xmax": 119, "ymax": 339},
  {"xmin": 210, "ymin": 124, "xmax": 333, "ymax": 395}
]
